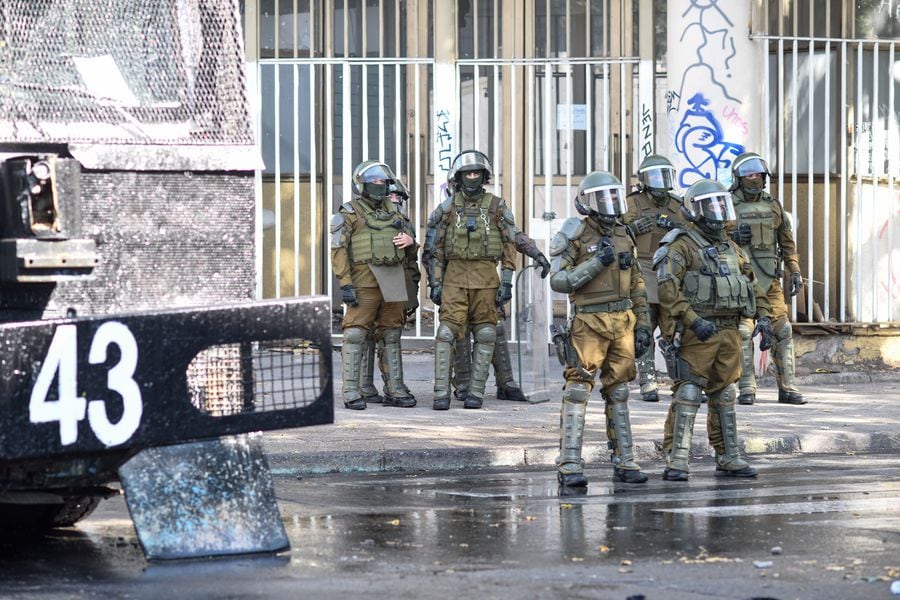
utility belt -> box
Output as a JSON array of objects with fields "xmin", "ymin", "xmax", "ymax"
[
  {"xmin": 659, "ymin": 334, "xmax": 709, "ymax": 388},
  {"xmin": 574, "ymin": 299, "xmax": 633, "ymax": 314},
  {"xmin": 696, "ymin": 315, "xmax": 741, "ymax": 328}
]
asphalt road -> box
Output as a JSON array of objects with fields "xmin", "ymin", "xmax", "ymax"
[{"xmin": 1, "ymin": 453, "xmax": 898, "ymax": 599}]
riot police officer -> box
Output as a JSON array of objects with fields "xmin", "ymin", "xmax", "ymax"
[
  {"xmin": 331, "ymin": 161, "xmax": 418, "ymax": 410},
  {"xmin": 549, "ymin": 171, "xmax": 653, "ymax": 488},
  {"xmin": 359, "ymin": 179, "xmax": 420, "ymax": 405},
  {"xmin": 654, "ymin": 179, "xmax": 775, "ymax": 480},
  {"xmin": 623, "ymin": 154, "xmax": 684, "ymax": 402},
  {"xmin": 728, "ymin": 152, "xmax": 806, "ymax": 405},
  {"xmin": 428, "ymin": 150, "xmax": 518, "ymax": 410}
]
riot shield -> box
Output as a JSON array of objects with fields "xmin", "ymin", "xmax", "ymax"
[{"xmin": 512, "ymin": 265, "xmax": 552, "ymax": 403}]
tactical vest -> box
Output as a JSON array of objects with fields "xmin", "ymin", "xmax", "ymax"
[
  {"xmin": 348, "ymin": 199, "xmax": 405, "ymax": 266},
  {"xmin": 571, "ymin": 221, "xmax": 633, "ymax": 308},
  {"xmin": 679, "ymin": 229, "xmax": 756, "ymax": 318},
  {"xmin": 444, "ymin": 192, "xmax": 504, "ymax": 261},
  {"xmin": 732, "ymin": 189, "xmax": 780, "ymax": 287},
  {"xmin": 629, "ymin": 190, "xmax": 683, "ymax": 262}
]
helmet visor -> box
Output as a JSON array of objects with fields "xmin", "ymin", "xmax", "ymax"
[
  {"xmin": 389, "ymin": 180, "xmax": 409, "ymax": 199},
  {"xmin": 733, "ymin": 156, "xmax": 769, "ymax": 178},
  {"xmin": 639, "ymin": 166, "xmax": 675, "ymax": 190},
  {"xmin": 358, "ymin": 163, "xmax": 395, "ymax": 183},
  {"xmin": 581, "ymin": 185, "xmax": 627, "ymax": 217},
  {"xmin": 450, "ymin": 151, "xmax": 492, "ymax": 181},
  {"xmin": 692, "ymin": 192, "xmax": 736, "ymax": 223}
]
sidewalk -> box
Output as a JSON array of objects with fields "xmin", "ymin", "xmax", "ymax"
[{"xmin": 262, "ymin": 351, "xmax": 900, "ymax": 475}]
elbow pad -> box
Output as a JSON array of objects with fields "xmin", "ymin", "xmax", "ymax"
[{"xmin": 550, "ymin": 256, "xmax": 604, "ymax": 293}]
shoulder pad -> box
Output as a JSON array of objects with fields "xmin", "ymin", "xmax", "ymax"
[
  {"xmin": 659, "ymin": 228, "xmax": 684, "ymax": 245},
  {"xmin": 501, "ymin": 206, "xmax": 516, "ymax": 226},
  {"xmin": 667, "ymin": 191, "xmax": 683, "ymax": 202},
  {"xmin": 329, "ymin": 213, "xmax": 345, "ymax": 232},
  {"xmin": 549, "ymin": 231, "xmax": 570, "ymax": 257},
  {"xmin": 651, "ymin": 245, "xmax": 669, "ymax": 270},
  {"xmin": 558, "ymin": 217, "xmax": 585, "ymax": 240},
  {"xmin": 341, "ymin": 201, "xmax": 355, "ymax": 213}
]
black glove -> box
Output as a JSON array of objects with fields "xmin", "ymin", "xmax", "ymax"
[
  {"xmin": 656, "ymin": 214, "xmax": 677, "ymax": 230},
  {"xmin": 340, "ymin": 284, "xmax": 358, "ymax": 307},
  {"xmin": 690, "ymin": 317, "xmax": 718, "ymax": 342},
  {"xmin": 634, "ymin": 326, "xmax": 653, "ymax": 358},
  {"xmin": 597, "ymin": 243, "xmax": 616, "ymax": 267},
  {"xmin": 626, "ymin": 215, "xmax": 655, "ymax": 237},
  {"xmin": 495, "ymin": 282, "xmax": 513, "ymax": 306},
  {"xmin": 730, "ymin": 223, "xmax": 752, "ymax": 246},
  {"xmin": 429, "ymin": 283, "xmax": 442, "ymax": 306},
  {"xmin": 790, "ymin": 272, "xmax": 803, "ymax": 297},
  {"xmin": 753, "ymin": 317, "xmax": 776, "ymax": 351},
  {"xmin": 535, "ymin": 254, "xmax": 552, "ymax": 279}
]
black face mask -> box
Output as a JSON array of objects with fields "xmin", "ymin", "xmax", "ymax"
[
  {"xmin": 698, "ymin": 219, "xmax": 726, "ymax": 240},
  {"xmin": 363, "ymin": 182, "xmax": 389, "ymax": 200},
  {"xmin": 461, "ymin": 172, "xmax": 484, "ymax": 197}
]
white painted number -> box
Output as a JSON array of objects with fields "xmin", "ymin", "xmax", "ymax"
[{"xmin": 29, "ymin": 322, "xmax": 143, "ymax": 447}]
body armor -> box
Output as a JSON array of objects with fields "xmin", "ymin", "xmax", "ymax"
[
  {"xmin": 732, "ymin": 190, "xmax": 780, "ymax": 289},
  {"xmin": 678, "ymin": 229, "xmax": 756, "ymax": 318},
  {"xmin": 628, "ymin": 191, "xmax": 683, "ymax": 262},
  {"xmin": 571, "ymin": 223, "xmax": 634, "ymax": 308},
  {"xmin": 444, "ymin": 192, "xmax": 504, "ymax": 261},
  {"xmin": 348, "ymin": 199, "xmax": 405, "ymax": 266}
]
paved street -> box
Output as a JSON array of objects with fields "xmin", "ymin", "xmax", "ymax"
[{"xmin": 1, "ymin": 454, "xmax": 898, "ymax": 599}]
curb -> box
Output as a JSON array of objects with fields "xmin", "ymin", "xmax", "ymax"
[{"xmin": 265, "ymin": 431, "xmax": 900, "ymax": 476}]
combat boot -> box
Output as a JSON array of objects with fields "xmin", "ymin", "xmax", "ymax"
[
  {"xmin": 341, "ymin": 327, "xmax": 368, "ymax": 410},
  {"xmin": 710, "ymin": 385, "xmax": 758, "ymax": 478},
  {"xmin": 465, "ymin": 324, "xmax": 496, "ymax": 410},
  {"xmin": 359, "ymin": 335, "xmax": 382, "ymax": 404},
  {"xmin": 379, "ymin": 328, "xmax": 416, "ymax": 408},
  {"xmin": 604, "ymin": 384, "xmax": 648, "ymax": 485},
  {"xmin": 497, "ymin": 383, "xmax": 527, "ymax": 401},
  {"xmin": 738, "ymin": 392, "xmax": 755, "ymax": 405},
  {"xmin": 433, "ymin": 323, "xmax": 456, "ymax": 411},
  {"xmin": 663, "ymin": 383, "xmax": 702, "ymax": 482},
  {"xmin": 557, "ymin": 382, "xmax": 589, "ymax": 490},
  {"xmin": 778, "ymin": 389, "xmax": 807, "ymax": 405},
  {"xmin": 636, "ymin": 339, "xmax": 659, "ymax": 402}
]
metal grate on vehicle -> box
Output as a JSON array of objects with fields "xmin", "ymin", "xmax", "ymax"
[
  {"xmin": 0, "ymin": 0, "xmax": 252, "ymax": 145},
  {"xmin": 187, "ymin": 340, "xmax": 325, "ymax": 417}
]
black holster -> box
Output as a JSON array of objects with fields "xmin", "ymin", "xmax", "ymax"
[{"xmin": 659, "ymin": 337, "xmax": 709, "ymax": 388}]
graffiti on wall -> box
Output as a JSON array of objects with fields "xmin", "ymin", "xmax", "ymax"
[
  {"xmin": 669, "ymin": 0, "xmax": 751, "ymax": 188},
  {"xmin": 435, "ymin": 109, "xmax": 454, "ymax": 174}
]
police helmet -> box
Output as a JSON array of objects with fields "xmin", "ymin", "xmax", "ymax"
[
  {"xmin": 636, "ymin": 154, "xmax": 676, "ymax": 192},
  {"xmin": 448, "ymin": 150, "xmax": 492, "ymax": 196},
  {"xmin": 730, "ymin": 152, "xmax": 770, "ymax": 192},
  {"xmin": 575, "ymin": 171, "xmax": 627, "ymax": 222},
  {"xmin": 682, "ymin": 178, "xmax": 735, "ymax": 227},
  {"xmin": 352, "ymin": 160, "xmax": 397, "ymax": 201}
]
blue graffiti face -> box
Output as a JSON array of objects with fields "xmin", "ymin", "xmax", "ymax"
[{"xmin": 675, "ymin": 93, "xmax": 745, "ymax": 188}]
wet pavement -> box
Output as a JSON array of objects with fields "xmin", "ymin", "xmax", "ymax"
[{"xmin": 1, "ymin": 453, "xmax": 898, "ymax": 599}]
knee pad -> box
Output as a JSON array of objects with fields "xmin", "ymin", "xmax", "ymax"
[
  {"xmin": 604, "ymin": 383, "xmax": 629, "ymax": 404},
  {"xmin": 673, "ymin": 382, "xmax": 702, "ymax": 406},
  {"xmin": 343, "ymin": 327, "xmax": 367, "ymax": 344},
  {"xmin": 473, "ymin": 324, "xmax": 497, "ymax": 344},
  {"xmin": 563, "ymin": 381, "xmax": 591, "ymax": 404},
  {"xmin": 495, "ymin": 319, "xmax": 507, "ymax": 338},
  {"xmin": 709, "ymin": 383, "xmax": 737, "ymax": 407},
  {"xmin": 775, "ymin": 319, "xmax": 793, "ymax": 341},
  {"xmin": 381, "ymin": 328, "xmax": 402, "ymax": 344},
  {"xmin": 436, "ymin": 323, "xmax": 457, "ymax": 343}
]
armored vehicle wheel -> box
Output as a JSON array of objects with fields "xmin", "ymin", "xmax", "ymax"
[{"xmin": 0, "ymin": 496, "xmax": 101, "ymax": 532}]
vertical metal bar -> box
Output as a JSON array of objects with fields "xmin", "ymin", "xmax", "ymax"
[
  {"xmin": 414, "ymin": 63, "xmax": 422, "ymax": 338},
  {"xmin": 362, "ymin": 64, "xmax": 369, "ymax": 159},
  {"xmin": 474, "ymin": 64, "xmax": 481, "ymax": 151},
  {"xmin": 274, "ymin": 0, "xmax": 280, "ymax": 57},
  {"xmin": 379, "ymin": 63, "xmax": 385, "ymax": 160},
  {"xmin": 602, "ymin": 62, "xmax": 609, "ymax": 169},
  {"xmin": 326, "ymin": 61, "xmax": 335, "ymax": 308},
  {"xmin": 544, "ymin": 62, "xmax": 555, "ymax": 327},
  {"xmin": 778, "ymin": 39, "xmax": 784, "ymax": 218},
  {"xmin": 763, "ymin": 40, "xmax": 770, "ymax": 175},
  {"xmin": 493, "ymin": 64, "xmax": 501, "ymax": 195},
  {"xmin": 806, "ymin": 37, "xmax": 814, "ymax": 320},
  {"xmin": 293, "ymin": 63, "xmax": 300, "ymax": 297},
  {"xmin": 310, "ymin": 63, "xmax": 318, "ymax": 295},
  {"xmin": 585, "ymin": 63, "xmax": 593, "ymax": 170},
  {"xmin": 394, "ymin": 64, "xmax": 402, "ymax": 187},
  {"xmin": 619, "ymin": 61, "xmax": 626, "ymax": 185},
  {"xmin": 889, "ymin": 42, "xmax": 897, "ymax": 321},
  {"xmin": 855, "ymin": 42, "xmax": 863, "ymax": 320},
  {"xmin": 274, "ymin": 64, "xmax": 282, "ymax": 298},
  {"xmin": 293, "ymin": 0, "xmax": 298, "ymax": 57},
  {"xmin": 565, "ymin": 60, "xmax": 573, "ymax": 216},
  {"xmin": 343, "ymin": 60, "xmax": 352, "ymax": 215},
  {"xmin": 309, "ymin": 0, "xmax": 315, "ymax": 59},
  {"xmin": 254, "ymin": 63, "xmax": 264, "ymax": 299},
  {"xmin": 474, "ymin": 0, "xmax": 480, "ymax": 58},
  {"xmin": 823, "ymin": 41, "xmax": 831, "ymax": 321},
  {"xmin": 790, "ymin": 39, "xmax": 798, "ymax": 224},
  {"xmin": 871, "ymin": 44, "xmax": 880, "ymax": 320},
  {"xmin": 840, "ymin": 41, "xmax": 847, "ymax": 322}
]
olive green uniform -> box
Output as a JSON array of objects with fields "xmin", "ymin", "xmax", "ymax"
[
  {"xmin": 331, "ymin": 198, "xmax": 419, "ymax": 405},
  {"xmin": 431, "ymin": 191, "xmax": 517, "ymax": 403},
  {"xmin": 730, "ymin": 189, "xmax": 802, "ymax": 398},
  {"xmin": 623, "ymin": 189, "xmax": 684, "ymax": 398},
  {"xmin": 549, "ymin": 217, "xmax": 650, "ymax": 478},
  {"xmin": 654, "ymin": 224, "xmax": 772, "ymax": 474}
]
